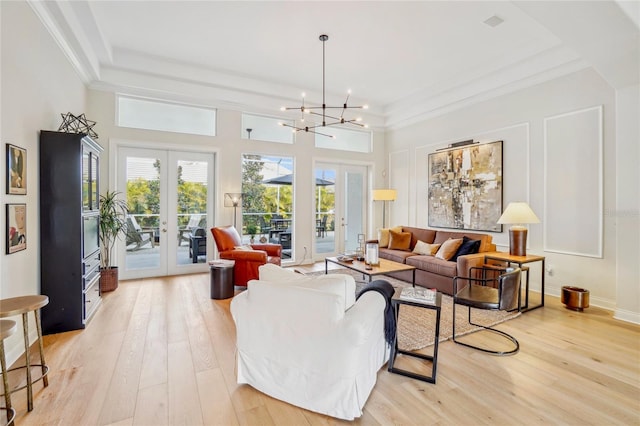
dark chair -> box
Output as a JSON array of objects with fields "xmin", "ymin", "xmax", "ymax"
[
  {"xmin": 316, "ymin": 215, "xmax": 328, "ymax": 238},
  {"xmin": 259, "ymin": 216, "xmax": 272, "ymax": 235},
  {"xmin": 189, "ymin": 227, "xmax": 207, "ymax": 263},
  {"xmin": 452, "ymin": 267, "xmax": 522, "ymax": 355}
]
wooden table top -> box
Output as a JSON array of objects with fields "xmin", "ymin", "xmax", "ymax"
[
  {"xmin": 0, "ymin": 295, "xmax": 49, "ymax": 318},
  {"xmin": 0, "ymin": 319, "xmax": 17, "ymax": 340},
  {"xmin": 326, "ymin": 256, "xmax": 416, "ymax": 276}
]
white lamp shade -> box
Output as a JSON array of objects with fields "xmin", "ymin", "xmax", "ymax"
[
  {"xmin": 372, "ymin": 189, "xmax": 397, "ymax": 201},
  {"xmin": 497, "ymin": 202, "xmax": 540, "ymax": 225}
]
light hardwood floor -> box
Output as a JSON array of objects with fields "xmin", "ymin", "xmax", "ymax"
[{"xmin": 7, "ymin": 264, "xmax": 640, "ymax": 425}]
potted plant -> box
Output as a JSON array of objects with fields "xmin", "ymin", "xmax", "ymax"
[
  {"xmin": 99, "ymin": 190, "xmax": 129, "ymax": 292},
  {"xmin": 246, "ymin": 224, "xmax": 258, "ymax": 244}
]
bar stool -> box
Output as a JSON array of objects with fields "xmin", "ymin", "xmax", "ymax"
[
  {"xmin": 0, "ymin": 320, "xmax": 17, "ymax": 425},
  {"xmin": 0, "ymin": 295, "xmax": 49, "ymax": 412}
]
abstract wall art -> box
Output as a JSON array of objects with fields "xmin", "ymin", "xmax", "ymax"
[{"xmin": 428, "ymin": 140, "xmax": 503, "ymax": 232}]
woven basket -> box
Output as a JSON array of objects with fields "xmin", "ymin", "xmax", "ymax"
[{"xmin": 100, "ymin": 267, "xmax": 119, "ymax": 292}]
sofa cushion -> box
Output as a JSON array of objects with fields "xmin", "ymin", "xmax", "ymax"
[
  {"xmin": 401, "ymin": 227, "xmax": 437, "ymax": 251},
  {"xmin": 451, "ymin": 236, "xmax": 481, "ymax": 261},
  {"xmin": 388, "ymin": 230, "xmax": 412, "ymax": 250},
  {"xmin": 435, "ymin": 238, "xmax": 463, "ymax": 260},
  {"xmin": 378, "ymin": 226, "xmax": 403, "ymax": 247},
  {"xmin": 413, "ymin": 240, "xmax": 441, "ymax": 256},
  {"xmin": 433, "ymin": 230, "xmax": 493, "ymax": 253},
  {"xmin": 378, "ymin": 248, "xmax": 416, "ymax": 264},
  {"xmin": 406, "ymin": 255, "xmax": 458, "ymax": 277}
]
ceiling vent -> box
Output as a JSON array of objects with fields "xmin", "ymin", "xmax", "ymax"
[{"xmin": 484, "ymin": 15, "xmax": 504, "ymax": 28}]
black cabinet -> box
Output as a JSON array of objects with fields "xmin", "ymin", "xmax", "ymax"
[{"xmin": 39, "ymin": 130, "xmax": 103, "ymax": 334}]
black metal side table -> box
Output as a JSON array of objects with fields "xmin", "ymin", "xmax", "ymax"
[{"xmin": 388, "ymin": 288, "xmax": 442, "ymax": 383}]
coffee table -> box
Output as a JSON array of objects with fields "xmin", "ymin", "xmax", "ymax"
[{"xmin": 325, "ymin": 256, "xmax": 416, "ymax": 286}]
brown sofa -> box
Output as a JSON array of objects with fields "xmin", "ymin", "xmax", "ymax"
[{"xmin": 372, "ymin": 226, "xmax": 497, "ymax": 295}]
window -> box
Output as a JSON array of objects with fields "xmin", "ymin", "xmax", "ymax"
[
  {"xmin": 315, "ymin": 127, "xmax": 372, "ymax": 153},
  {"xmin": 241, "ymin": 113, "xmax": 294, "ymax": 144},
  {"xmin": 241, "ymin": 154, "xmax": 294, "ymax": 259},
  {"xmin": 117, "ymin": 95, "xmax": 216, "ymax": 136}
]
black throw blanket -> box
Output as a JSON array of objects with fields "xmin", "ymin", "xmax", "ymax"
[{"xmin": 356, "ymin": 279, "xmax": 396, "ymax": 346}]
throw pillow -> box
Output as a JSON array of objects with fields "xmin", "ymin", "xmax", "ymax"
[
  {"xmin": 388, "ymin": 230, "xmax": 412, "ymax": 251},
  {"xmin": 451, "ymin": 236, "xmax": 482, "ymax": 261},
  {"xmin": 234, "ymin": 245, "xmax": 254, "ymax": 251},
  {"xmin": 413, "ymin": 240, "xmax": 441, "ymax": 256},
  {"xmin": 435, "ymin": 238, "xmax": 463, "ymax": 261},
  {"xmin": 377, "ymin": 226, "xmax": 403, "ymax": 247}
]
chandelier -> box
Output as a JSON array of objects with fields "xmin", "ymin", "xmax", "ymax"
[{"xmin": 279, "ymin": 34, "xmax": 368, "ymax": 138}]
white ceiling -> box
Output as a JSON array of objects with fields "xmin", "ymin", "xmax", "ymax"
[{"xmin": 31, "ymin": 1, "xmax": 639, "ymax": 130}]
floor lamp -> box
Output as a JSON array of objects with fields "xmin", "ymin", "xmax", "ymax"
[
  {"xmin": 224, "ymin": 193, "xmax": 243, "ymax": 229},
  {"xmin": 372, "ymin": 189, "xmax": 397, "ymax": 228},
  {"xmin": 497, "ymin": 202, "xmax": 540, "ymax": 256}
]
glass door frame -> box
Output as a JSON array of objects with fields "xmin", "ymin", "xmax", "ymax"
[
  {"xmin": 111, "ymin": 140, "xmax": 216, "ymax": 280},
  {"xmin": 313, "ymin": 161, "xmax": 371, "ymax": 261}
]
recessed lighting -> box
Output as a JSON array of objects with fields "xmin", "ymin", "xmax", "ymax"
[{"xmin": 484, "ymin": 15, "xmax": 504, "ymax": 28}]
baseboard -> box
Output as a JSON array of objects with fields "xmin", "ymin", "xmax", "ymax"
[{"xmin": 613, "ymin": 309, "xmax": 640, "ymax": 325}]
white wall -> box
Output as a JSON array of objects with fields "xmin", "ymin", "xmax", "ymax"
[
  {"xmin": 0, "ymin": 1, "xmax": 87, "ymax": 363},
  {"xmin": 386, "ymin": 67, "xmax": 639, "ymax": 320}
]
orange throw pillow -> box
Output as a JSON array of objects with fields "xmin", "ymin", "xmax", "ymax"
[
  {"xmin": 435, "ymin": 238, "xmax": 463, "ymax": 260},
  {"xmin": 388, "ymin": 230, "xmax": 412, "ymax": 251}
]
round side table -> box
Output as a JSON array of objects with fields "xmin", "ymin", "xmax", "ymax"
[
  {"xmin": 209, "ymin": 261, "xmax": 235, "ymax": 299},
  {"xmin": 0, "ymin": 295, "xmax": 50, "ymax": 412},
  {"xmin": 0, "ymin": 320, "xmax": 17, "ymax": 425}
]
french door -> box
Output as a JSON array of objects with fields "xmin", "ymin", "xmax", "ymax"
[
  {"xmin": 117, "ymin": 147, "xmax": 214, "ymax": 279},
  {"xmin": 314, "ymin": 163, "xmax": 368, "ymax": 260}
]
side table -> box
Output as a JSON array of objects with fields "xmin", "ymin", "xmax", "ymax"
[
  {"xmin": 484, "ymin": 252, "xmax": 545, "ymax": 312},
  {"xmin": 209, "ymin": 260, "xmax": 235, "ymax": 299},
  {"xmin": 388, "ymin": 288, "xmax": 442, "ymax": 383}
]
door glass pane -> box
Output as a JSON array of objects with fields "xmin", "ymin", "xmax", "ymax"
[
  {"xmin": 344, "ymin": 171, "xmax": 364, "ymax": 252},
  {"xmin": 125, "ymin": 156, "xmax": 160, "ymax": 270},
  {"xmin": 176, "ymin": 159, "xmax": 208, "ymax": 264},
  {"xmin": 82, "ymin": 150, "xmax": 90, "ymax": 211},
  {"xmin": 242, "ymin": 154, "xmax": 294, "ymax": 259},
  {"xmin": 315, "ymin": 165, "xmax": 336, "ymax": 254},
  {"xmin": 90, "ymin": 153, "xmax": 99, "ymax": 210}
]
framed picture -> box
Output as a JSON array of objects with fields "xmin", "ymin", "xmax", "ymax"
[
  {"xmin": 428, "ymin": 140, "xmax": 503, "ymax": 232},
  {"xmin": 6, "ymin": 203, "xmax": 27, "ymax": 254},
  {"xmin": 6, "ymin": 144, "xmax": 27, "ymax": 194}
]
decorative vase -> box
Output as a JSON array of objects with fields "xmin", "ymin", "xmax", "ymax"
[
  {"xmin": 365, "ymin": 242, "xmax": 379, "ymax": 266},
  {"xmin": 100, "ymin": 267, "xmax": 119, "ymax": 292}
]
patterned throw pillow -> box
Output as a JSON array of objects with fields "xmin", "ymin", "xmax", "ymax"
[
  {"xmin": 234, "ymin": 245, "xmax": 254, "ymax": 251},
  {"xmin": 412, "ymin": 240, "xmax": 441, "ymax": 256},
  {"xmin": 434, "ymin": 238, "xmax": 463, "ymax": 260},
  {"xmin": 388, "ymin": 230, "xmax": 412, "ymax": 251}
]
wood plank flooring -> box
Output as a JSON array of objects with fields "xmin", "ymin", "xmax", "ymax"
[{"xmin": 6, "ymin": 264, "xmax": 640, "ymax": 425}]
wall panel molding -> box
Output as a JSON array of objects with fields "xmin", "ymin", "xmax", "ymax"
[{"xmin": 543, "ymin": 105, "xmax": 603, "ymax": 257}]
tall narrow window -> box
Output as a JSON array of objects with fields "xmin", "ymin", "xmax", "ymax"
[{"xmin": 241, "ymin": 154, "xmax": 294, "ymax": 259}]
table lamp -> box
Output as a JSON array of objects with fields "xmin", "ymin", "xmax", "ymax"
[
  {"xmin": 372, "ymin": 189, "xmax": 397, "ymax": 228},
  {"xmin": 497, "ymin": 202, "xmax": 540, "ymax": 256}
]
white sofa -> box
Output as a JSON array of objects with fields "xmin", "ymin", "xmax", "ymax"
[{"xmin": 230, "ymin": 265, "xmax": 389, "ymax": 420}]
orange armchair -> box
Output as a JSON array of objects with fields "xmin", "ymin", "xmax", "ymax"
[{"xmin": 211, "ymin": 226, "xmax": 282, "ymax": 286}]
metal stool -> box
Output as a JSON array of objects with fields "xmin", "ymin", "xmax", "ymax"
[
  {"xmin": 0, "ymin": 296, "xmax": 49, "ymax": 412},
  {"xmin": 0, "ymin": 320, "xmax": 17, "ymax": 425}
]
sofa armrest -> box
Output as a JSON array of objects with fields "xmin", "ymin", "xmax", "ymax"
[
  {"xmin": 250, "ymin": 243, "xmax": 282, "ymax": 257},
  {"xmin": 221, "ymin": 249, "xmax": 267, "ymax": 263},
  {"xmin": 456, "ymin": 252, "xmax": 489, "ymax": 277}
]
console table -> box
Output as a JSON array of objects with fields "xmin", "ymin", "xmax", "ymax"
[{"xmin": 484, "ymin": 252, "xmax": 545, "ymax": 312}]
